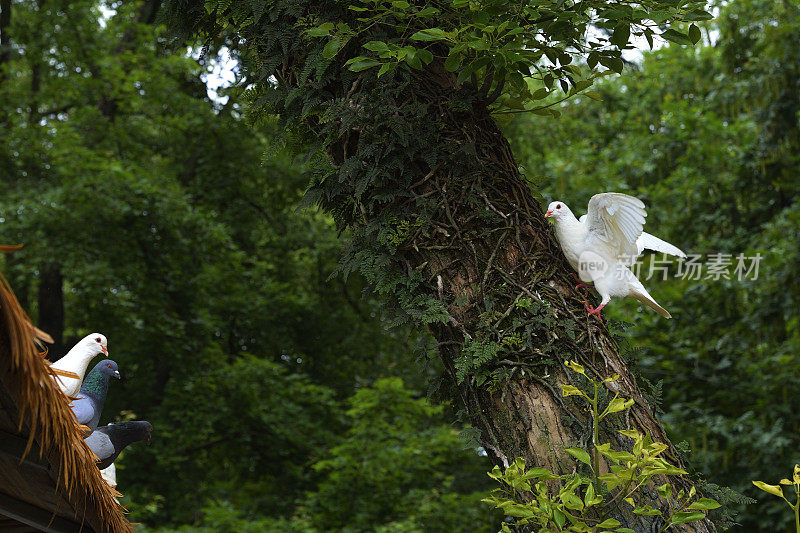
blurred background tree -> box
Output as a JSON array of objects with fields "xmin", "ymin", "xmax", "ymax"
[
  {"xmin": 505, "ymin": 0, "xmax": 800, "ymax": 528},
  {"xmin": 0, "ymin": 0, "xmax": 797, "ymax": 530}
]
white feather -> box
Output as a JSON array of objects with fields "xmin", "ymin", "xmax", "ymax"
[{"xmin": 636, "ymin": 231, "xmax": 686, "ymax": 259}]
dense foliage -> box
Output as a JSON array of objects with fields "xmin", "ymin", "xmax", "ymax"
[{"xmin": 1, "ymin": 0, "xmax": 797, "ymax": 531}]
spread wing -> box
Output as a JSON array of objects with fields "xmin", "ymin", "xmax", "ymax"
[
  {"xmin": 584, "ymin": 193, "xmax": 647, "ymax": 262},
  {"xmin": 636, "ymin": 232, "xmax": 686, "ymax": 259}
]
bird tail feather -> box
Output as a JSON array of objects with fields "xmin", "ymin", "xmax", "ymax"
[{"xmin": 632, "ymin": 289, "xmax": 672, "ymax": 319}]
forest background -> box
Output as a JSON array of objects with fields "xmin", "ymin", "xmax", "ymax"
[{"xmin": 0, "ymin": 0, "xmax": 798, "ymax": 530}]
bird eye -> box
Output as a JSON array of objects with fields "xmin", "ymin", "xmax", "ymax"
[
  {"xmin": 95, "ymin": 337, "xmax": 101, "ymax": 343},
  {"xmin": 107, "ymin": 363, "xmax": 112, "ymax": 368},
  {"xmin": 556, "ymin": 204, "xmax": 562, "ymax": 209}
]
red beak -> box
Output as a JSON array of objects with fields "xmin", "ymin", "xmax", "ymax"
[
  {"xmin": 102, "ymin": 346, "xmax": 108, "ymax": 356},
  {"xmin": 545, "ymin": 210, "xmax": 553, "ymax": 217}
]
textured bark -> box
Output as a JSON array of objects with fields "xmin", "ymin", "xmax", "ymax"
[{"xmin": 37, "ymin": 265, "xmax": 64, "ymax": 360}]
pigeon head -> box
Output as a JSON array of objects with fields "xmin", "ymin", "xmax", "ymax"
[
  {"xmin": 105, "ymin": 420, "xmax": 154, "ymax": 447},
  {"xmin": 79, "ymin": 333, "xmax": 109, "ymax": 356},
  {"xmin": 97, "ymin": 359, "xmax": 120, "ymax": 380},
  {"xmin": 81, "ymin": 359, "xmax": 120, "ymax": 397},
  {"xmin": 544, "ymin": 201, "xmax": 573, "ymax": 220}
]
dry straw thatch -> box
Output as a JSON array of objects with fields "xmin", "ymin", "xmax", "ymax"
[{"xmin": 0, "ymin": 262, "xmax": 132, "ymax": 532}]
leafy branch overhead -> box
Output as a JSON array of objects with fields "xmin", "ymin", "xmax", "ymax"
[{"xmin": 304, "ymin": 0, "xmax": 710, "ymax": 114}]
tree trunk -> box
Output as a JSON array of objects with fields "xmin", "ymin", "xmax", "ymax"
[
  {"xmin": 325, "ymin": 68, "xmax": 715, "ymax": 531},
  {"xmin": 37, "ymin": 265, "xmax": 64, "ymax": 359}
]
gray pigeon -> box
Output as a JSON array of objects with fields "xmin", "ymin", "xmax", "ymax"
[
  {"xmin": 84, "ymin": 420, "xmax": 153, "ymax": 469},
  {"xmin": 70, "ymin": 359, "xmax": 120, "ymax": 432}
]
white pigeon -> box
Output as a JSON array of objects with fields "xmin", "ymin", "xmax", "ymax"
[
  {"xmin": 51, "ymin": 333, "xmax": 109, "ymax": 397},
  {"xmin": 545, "ymin": 193, "xmax": 685, "ymax": 319}
]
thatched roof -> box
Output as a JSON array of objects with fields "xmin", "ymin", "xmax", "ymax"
[{"xmin": 0, "ymin": 270, "xmax": 133, "ymax": 532}]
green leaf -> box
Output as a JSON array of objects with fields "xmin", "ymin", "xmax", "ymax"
[
  {"xmin": 456, "ymin": 56, "xmax": 491, "ymax": 84},
  {"xmin": 307, "ymin": 27, "xmax": 331, "ymax": 37},
  {"xmin": 404, "ymin": 49, "xmax": 422, "ymax": 70},
  {"xmin": 671, "ymin": 511, "xmax": 707, "ymax": 524},
  {"xmin": 684, "ymin": 9, "xmax": 713, "ymax": 21},
  {"xmin": 599, "ymin": 472, "xmax": 622, "ymax": 491},
  {"xmin": 531, "ymin": 87, "xmax": 549, "ymax": 100},
  {"xmin": 561, "ymin": 384, "xmax": 586, "ymax": 398},
  {"xmin": 411, "ymin": 28, "xmax": 447, "ymax": 41},
  {"xmin": 363, "ymin": 41, "xmax": 389, "ymax": 52},
  {"xmin": 561, "ymin": 491, "xmax": 584, "ymax": 511},
  {"xmin": 610, "ymin": 23, "xmax": 630, "ymax": 48},
  {"xmin": 417, "ymin": 48, "xmax": 434, "ymax": 65},
  {"xmin": 688, "ymin": 24, "xmax": 701, "ymax": 45},
  {"xmin": 323, "ymin": 37, "xmax": 347, "ymax": 59},
  {"xmin": 633, "ymin": 505, "xmax": 662, "ymax": 516},
  {"xmin": 416, "ymin": 6, "xmax": 439, "ymax": 16},
  {"xmin": 599, "ymin": 447, "xmax": 635, "ymax": 462},
  {"xmin": 584, "ymin": 482, "xmax": 596, "ymax": 507},
  {"xmin": 753, "ymin": 481, "xmax": 784, "ymax": 498},
  {"xmin": 607, "ymin": 57, "xmax": 624, "ymax": 73},
  {"xmin": 597, "ymin": 518, "xmax": 620, "ymax": 528},
  {"xmin": 553, "ymin": 508, "xmax": 566, "ymax": 529},
  {"xmin": 603, "ymin": 397, "xmax": 634, "ymax": 416},
  {"xmin": 564, "ymin": 360, "xmax": 585, "ymax": 375},
  {"xmin": 688, "ymin": 497, "xmax": 721, "ymax": 510},
  {"xmin": 521, "ymin": 467, "xmax": 558, "ymax": 480},
  {"xmin": 444, "ymin": 52, "xmax": 463, "ymax": 72},
  {"xmin": 565, "ymin": 447, "xmax": 592, "ymax": 467},
  {"xmin": 391, "ymin": 0, "xmax": 410, "ymax": 8},
  {"xmin": 657, "ymin": 483, "xmax": 672, "ymax": 501},
  {"xmin": 599, "ymin": 55, "xmax": 624, "ymax": 73},
  {"xmin": 347, "ymin": 58, "xmax": 381, "ymax": 72},
  {"xmin": 503, "ymin": 505, "xmax": 536, "ymax": 518},
  {"xmin": 661, "ymin": 28, "xmax": 693, "ymax": 46},
  {"xmin": 644, "ymin": 28, "xmax": 654, "ymax": 49}
]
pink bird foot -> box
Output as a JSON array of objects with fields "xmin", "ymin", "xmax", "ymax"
[
  {"xmin": 583, "ymin": 301, "xmax": 606, "ymax": 320},
  {"xmin": 571, "ymin": 273, "xmax": 594, "ymax": 298}
]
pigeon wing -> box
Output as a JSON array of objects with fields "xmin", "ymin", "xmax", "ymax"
[
  {"xmin": 584, "ymin": 193, "xmax": 647, "ymax": 262},
  {"xmin": 85, "ymin": 431, "xmax": 115, "ymax": 466},
  {"xmin": 70, "ymin": 394, "xmax": 96, "ymax": 427},
  {"xmin": 636, "ymin": 231, "xmax": 686, "ymax": 258}
]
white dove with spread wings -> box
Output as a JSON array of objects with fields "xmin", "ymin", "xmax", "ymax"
[{"xmin": 545, "ymin": 193, "xmax": 685, "ymax": 319}]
